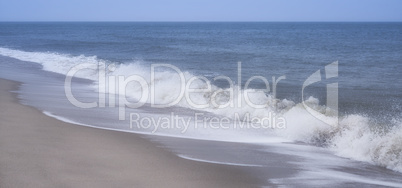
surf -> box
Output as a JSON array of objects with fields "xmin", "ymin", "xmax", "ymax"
[{"xmin": 0, "ymin": 47, "xmax": 401, "ymax": 174}]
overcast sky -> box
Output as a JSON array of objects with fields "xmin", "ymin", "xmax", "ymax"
[{"xmin": 0, "ymin": 0, "xmax": 401, "ymax": 22}]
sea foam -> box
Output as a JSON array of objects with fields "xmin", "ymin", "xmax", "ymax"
[{"xmin": 1, "ymin": 47, "xmax": 401, "ymax": 173}]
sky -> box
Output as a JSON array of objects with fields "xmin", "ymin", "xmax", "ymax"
[{"xmin": 0, "ymin": 0, "xmax": 401, "ymax": 22}]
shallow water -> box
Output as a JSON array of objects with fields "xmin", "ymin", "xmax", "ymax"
[{"xmin": 1, "ymin": 22, "xmax": 401, "ymax": 186}]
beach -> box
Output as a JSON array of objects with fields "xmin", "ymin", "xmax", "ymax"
[
  {"xmin": 0, "ymin": 78, "xmax": 259, "ymax": 187},
  {"xmin": 0, "ymin": 22, "xmax": 401, "ymax": 187}
]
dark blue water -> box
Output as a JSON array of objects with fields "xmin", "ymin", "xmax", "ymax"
[{"xmin": 1, "ymin": 22, "xmax": 401, "ymax": 118}]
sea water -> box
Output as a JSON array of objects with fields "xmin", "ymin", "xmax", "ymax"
[{"xmin": 0, "ymin": 22, "xmax": 401, "ymax": 186}]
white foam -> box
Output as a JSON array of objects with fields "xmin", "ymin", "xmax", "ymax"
[
  {"xmin": 0, "ymin": 47, "xmax": 102, "ymax": 80},
  {"xmin": 2, "ymin": 47, "xmax": 401, "ymax": 174},
  {"xmin": 268, "ymin": 142, "xmax": 402, "ymax": 187},
  {"xmin": 281, "ymin": 170, "xmax": 402, "ymax": 187},
  {"xmin": 330, "ymin": 116, "xmax": 402, "ymax": 173},
  {"xmin": 177, "ymin": 154, "xmax": 264, "ymax": 167},
  {"xmin": 42, "ymin": 111, "xmax": 287, "ymax": 144}
]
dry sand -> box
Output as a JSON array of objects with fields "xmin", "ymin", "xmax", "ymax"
[{"xmin": 0, "ymin": 78, "xmax": 260, "ymax": 188}]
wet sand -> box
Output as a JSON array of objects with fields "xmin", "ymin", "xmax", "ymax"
[{"xmin": 0, "ymin": 78, "xmax": 260, "ymax": 188}]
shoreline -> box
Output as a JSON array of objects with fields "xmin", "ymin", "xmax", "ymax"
[{"xmin": 0, "ymin": 78, "xmax": 261, "ymax": 187}]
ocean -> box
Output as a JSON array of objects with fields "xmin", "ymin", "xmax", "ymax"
[{"xmin": 0, "ymin": 22, "xmax": 401, "ymax": 187}]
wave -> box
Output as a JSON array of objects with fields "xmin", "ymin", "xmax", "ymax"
[
  {"xmin": 0, "ymin": 47, "xmax": 293, "ymax": 120},
  {"xmin": 278, "ymin": 102, "xmax": 402, "ymax": 173},
  {"xmin": 0, "ymin": 47, "xmax": 103, "ymax": 79},
  {"xmin": 330, "ymin": 116, "xmax": 402, "ymax": 173},
  {"xmin": 1, "ymin": 47, "xmax": 401, "ymax": 173}
]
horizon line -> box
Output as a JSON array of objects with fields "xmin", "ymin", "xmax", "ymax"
[{"xmin": 1, "ymin": 20, "xmax": 401, "ymax": 23}]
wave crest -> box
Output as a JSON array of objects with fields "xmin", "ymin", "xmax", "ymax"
[{"xmin": 1, "ymin": 47, "xmax": 401, "ymax": 173}]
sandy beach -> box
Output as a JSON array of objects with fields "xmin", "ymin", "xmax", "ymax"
[
  {"xmin": 0, "ymin": 78, "xmax": 260, "ymax": 188},
  {"xmin": 1, "ymin": 16, "xmax": 401, "ymax": 187}
]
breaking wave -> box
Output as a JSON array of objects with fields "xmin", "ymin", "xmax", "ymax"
[
  {"xmin": 278, "ymin": 100, "xmax": 402, "ymax": 173},
  {"xmin": 0, "ymin": 47, "xmax": 401, "ymax": 173}
]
